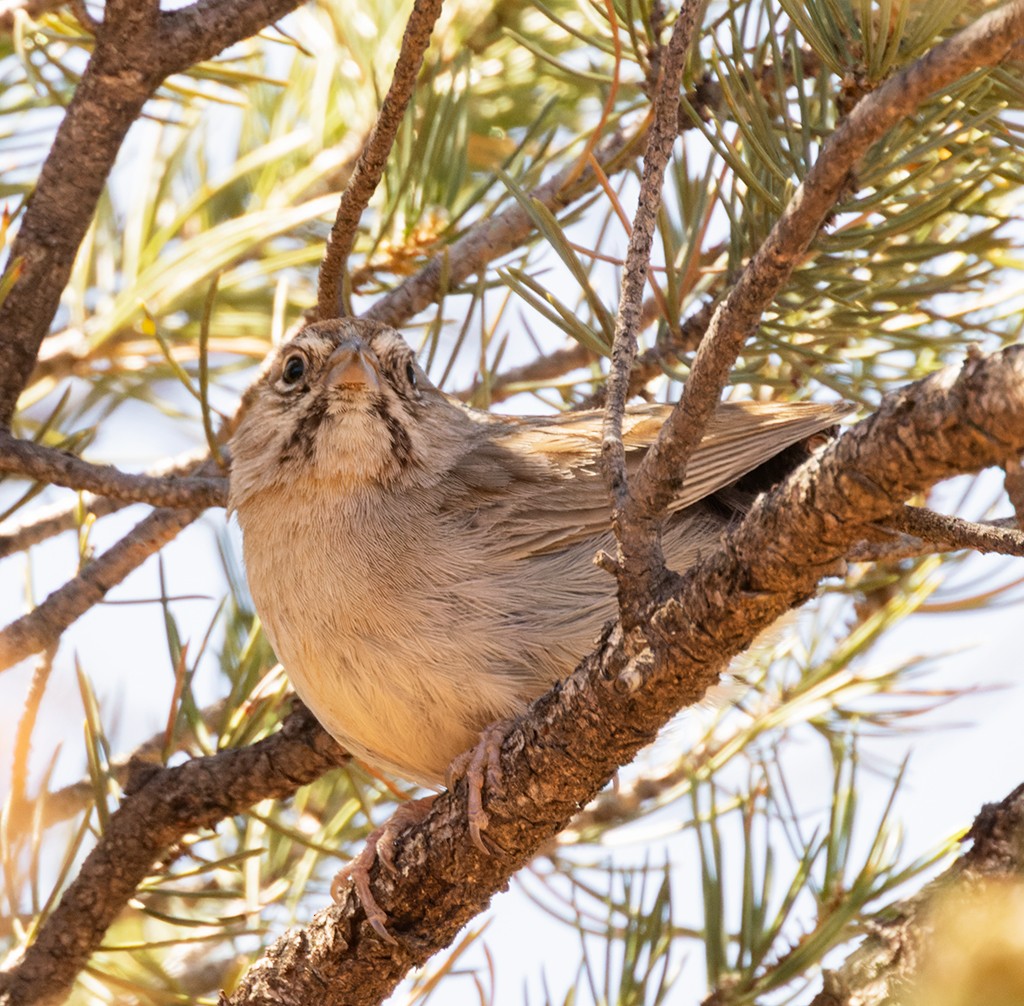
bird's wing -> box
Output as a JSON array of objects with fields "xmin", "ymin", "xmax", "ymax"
[{"xmin": 449, "ymin": 400, "xmax": 852, "ymax": 559}]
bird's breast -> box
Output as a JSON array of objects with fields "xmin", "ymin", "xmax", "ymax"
[{"xmin": 235, "ymin": 487, "xmax": 545, "ymax": 785}]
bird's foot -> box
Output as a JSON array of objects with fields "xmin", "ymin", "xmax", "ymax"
[
  {"xmin": 448, "ymin": 720, "xmax": 508, "ymax": 855},
  {"xmin": 330, "ymin": 794, "xmax": 436, "ymax": 943}
]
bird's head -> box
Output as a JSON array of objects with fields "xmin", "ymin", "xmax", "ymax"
[{"xmin": 228, "ymin": 318, "xmax": 465, "ymax": 511}]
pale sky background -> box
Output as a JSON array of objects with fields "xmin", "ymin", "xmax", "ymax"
[{"xmin": 2, "ymin": 6, "xmax": 1024, "ymax": 1001}]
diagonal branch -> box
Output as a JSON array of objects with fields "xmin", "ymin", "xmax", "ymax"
[
  {"xmin": 619, "ymin": 0, "xmax": 1024, "ymax": 592},
  {"xmin": 363, "ymin": 123, "xmax": 647, "ymax": 329},
  {"xmin": 316, "ymin": 0, "xmax": 444, "ymax": 319},
  {"xmin": 0, "ymin": 505, "xmax": 200, "ymax": 672},
  {"xmin": 0, "ymin": 495, "xmax": 128, "ymax": 560},
  {"xmin": 0, "ymin": 703, "xmax": 346, "ymax": 1006},
  {"xmin": 219, "ymin": 347, "xmax": 1024, "ymax": 1005}
]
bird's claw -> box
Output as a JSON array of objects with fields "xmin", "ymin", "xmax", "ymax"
[
  {"xmin": 452, "ymin": 721, "xmax": 509, "ymax": 855},
  {"xmin": 330, "ymin": 795, "xmax": 435, "ymax": 944}
]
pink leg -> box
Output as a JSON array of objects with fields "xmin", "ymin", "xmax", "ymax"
[
  {"xmin": 330, "ymin": 794, "xmax": 436, "ymax": 943},
  {"xmin": 447, "ymin": 721, "xmax": 507, "ymax": 854}
]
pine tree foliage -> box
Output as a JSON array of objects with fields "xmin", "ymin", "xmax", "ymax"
[{"xmin": 0, "ymin": 0, "xmax": 1023, "ymax": 1004}]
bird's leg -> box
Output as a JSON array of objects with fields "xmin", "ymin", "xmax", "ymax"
[
  {"xmin": 330, "ymin": 794, "xmax": 436, "ymax": 943},
  {"xmin": 447, "ymin": 720, "xmax": 509, "ymax": 854}
]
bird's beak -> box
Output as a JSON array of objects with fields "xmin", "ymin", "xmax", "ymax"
[{"xmin": 325, "ymin": 340, "xmax": 380, "ymax": 390}]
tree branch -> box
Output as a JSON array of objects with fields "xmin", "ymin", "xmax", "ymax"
[
  {"xmin": 848, "ymin": 513, "xmax": 1024, "ymax": 563},
  {"xmin": 0, "ymin": 0, "xmax": 306, "ymax": 427},
  {"xmin": 455, "ymin": 288, "xmax": 712, "ymax": 409},
  {"xmin": 316, "ymin": 0, "xmax": 444, "ymax": 319},
  {"xmin": 362, "ymin": 123, "xmax": 647, "ymax": 329},
  {"xmin": 601, "ymin": 0, "xmax": 704, "ymax": 626},
  {"xmin": 878, "ymin": 506, "xmax": 1024, "ymax": 559},
  {"xmin": 0, "ymin": 505, "xmax": 200, "ymax": 672},
  {"xmin": 0, "ymin": 444, "xmax": 218, "ymax": 558},
  {"xmin": 804, "ymin": 780, "xmax": 1024, "ymax": 1006},
  {"xmin": 0, "ymin": 703, "xmax": 346, "ymax": 1006},
  {"xmin": 621, "ymin": 0, "xmax": 1024, "ymax": 585},
  {"xmin": 0, "ymin": 434, "xmax": 227, "ymax": 510},
  {"xmin": 219, "ymin": 345, "xmax": 1024, "ymax": 1005},
  {"xmin": 0, "ymin": 495, "xmax": 127, "ymax": 560},
  {"xmin": 455, "ymin": 342, "xmax": 596, "ymax": 406}
]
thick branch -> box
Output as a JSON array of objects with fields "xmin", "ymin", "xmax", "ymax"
[
  {"xmin": 316, "ymin": 0, "xmax": 444, "ymax": 319},
  {"xmin": 220, "ymin": 347, "xmax": 1024, "ymax": 1005},
  {"xmin": 805, "ymin": 781, "xmax": 1024, "ymax": 1006},
  {"xmin": 0, "ymin": 704, "xmax": 346, "ymax": 1006}
]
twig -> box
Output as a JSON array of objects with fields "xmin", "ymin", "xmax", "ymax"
[
  {"xmin": 454, "ymin": 343, "xmax": 596, "ymax": 405},
  {"xmin": 878, "ymin": 507, "xmax": 1024, "ymax": 559},
  {"xmin": 0, "ymin": 703, "xmax": 346, "ymax": 1006},
  {"xmin": 601, "ymin": 0, "xmax": 704, "ymax": 623},
  {"xmin": 0, "ymin": 495, "xmax": 126, "ymax": 560},
  {"xmin": 66, "ymin": 0, "xmax": 98, "ymax": 33},
  {"xmin": 316, "ymin": 0, "xmax": 444, "ymax": 319},
  {"xmin": 0, "ymin": 0, "xmax": 307, "ymax": 427},
  {"xmin": 0, "ymin": 506, "xmax": 200, "ymax": 673},
  {"xmin": 624, "ymin": 0, "xmax": 1024, "ymax": 559},
  {"xmin": 0, "ymin": 434, "xmax": 227, "ymax": 510},
  {"xmin": 579, "ymin": 301, "xmax": 714, "ymax": 409},
  {"xmin": 358, "ymin": 50, "xmax": 821, "ymax": 335},
  {"xmin": 219, "ymin": 344, "xmax": 1024, "ymax": 1002},
  {"xmin": 363, "ymin": 124, "xmax": 647, "ymax": 329},
  {"xmin": 457, "ymin": 289, "xmax": 711, "ymax": 409},
  {"xmin": 0, "ymin": 444, "xmax": 215, "ymax": 558},
  {"xmin": 848, "ymin": 515, "xmax": 1024, "ymax": 563}
]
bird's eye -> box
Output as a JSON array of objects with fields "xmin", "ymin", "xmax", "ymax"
[
  {"xmin": 282, "ymin": 354, "xmax": 306, "ymax": 385},
  {"xmin": 405, "ymin": 361, "xmax": 417, "ymax": 388}
]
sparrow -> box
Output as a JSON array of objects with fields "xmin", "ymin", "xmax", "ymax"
[{"xmin": 228, "ymin": 316, "xmax": 848, "ymax": 933}]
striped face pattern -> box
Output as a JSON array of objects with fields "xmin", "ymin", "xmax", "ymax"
[{"xmin": 229, "ymin": 319, "xmax": 454, "ymax": 507}]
